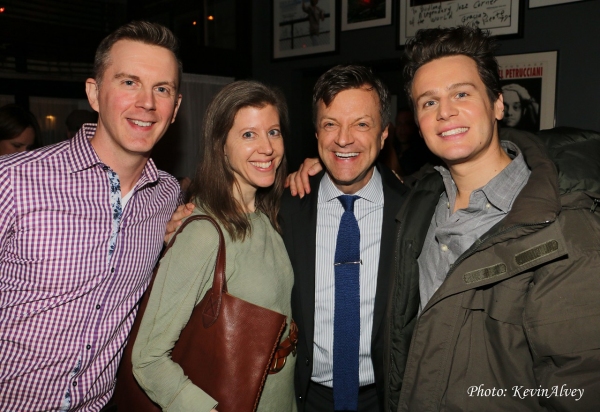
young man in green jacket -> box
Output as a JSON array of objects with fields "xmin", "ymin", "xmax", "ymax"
[{"xmin": 385, "ymin": 26, "xmax": 600, "ymax": 412}]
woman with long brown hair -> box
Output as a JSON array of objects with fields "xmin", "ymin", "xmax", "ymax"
[{"xmin": 131, "ymin": 80, "xmax": 296, "ymax": 411}]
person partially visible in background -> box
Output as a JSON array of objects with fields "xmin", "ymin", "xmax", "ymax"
[
  {"xmin": 0, "ymin": 104, "xmax": 40, "ymax": 155},
  {"xmin": 379, "ymin": 108, "xmax": 439, "ymax": 186},
  {"xmin": 65, "ymin": 109, "xmax": 98, "ymax": 139}
]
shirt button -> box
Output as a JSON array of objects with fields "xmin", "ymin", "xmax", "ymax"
[
  {"xmin": 111, "ymin": 268, "xmax": 115, "ymax": 273},
  {"xmin": 72, "ymin": 381, "xmax": 77, "ymax": 387},
  {"xmin": 86, "ymin": 344, "xmax": 91, "ymax": 350},
  {"xmin": 441, "ymin": 244, "xmax": 448, "ymax": 252},
  {"xmin": 96, "ymin": 304, "xmax": 101, "ymax": 310},
  {"xmin": 305, "ymin": 358, "xmax": 310, "ymax": 366},
  {"xmin": 486, "ymin": 203, "xmax": 491, "ymax": 209}
]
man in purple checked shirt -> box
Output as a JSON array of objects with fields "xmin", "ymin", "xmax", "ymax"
[{"xmin": 0, "ymin": 21, "xmax": 183, "ymax": 411}]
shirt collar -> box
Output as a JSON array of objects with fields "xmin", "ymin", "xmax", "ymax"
[
  {"xmin": 319, "ymin": 167, "xmax": 384, "ymax": 205},
  {"xmin": 67, "ymin": 123, "xmax": 161, "ymax": 186},
  {"xmin": 68, "ymin": 123, "xmax": 103, "ymax": 173},
  {"xmin": 435, "ymin": 140, "xmax": 530, "ymax": 213},
  {"xmin": 481, "ymin": 141, "xmax": 529, "ymax": 212},
  {"xmin": 137, "ymin": 157, "xmax": 160, "ymax": 187}
]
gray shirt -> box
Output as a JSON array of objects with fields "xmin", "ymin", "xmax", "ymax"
[{"xmin": 418, "ymin": 141, "xmax": 531, "ymax": 312}]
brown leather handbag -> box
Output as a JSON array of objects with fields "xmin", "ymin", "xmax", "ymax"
[{"xmin": 113, "ymin": 215, "xmax": 288, "ymax": 412}]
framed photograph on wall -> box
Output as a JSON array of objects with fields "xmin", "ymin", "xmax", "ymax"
[
  {"xmin": 341, "ymin": 0, "xmax": 392, "ymax": 31},
  {"xmin": 273, "ymin": 0, "xmax": 337, "ymax": 59},
  {"xmin": 529, "ymin": 0, "xmax": 584, "ymax": 8},
  {"xmin": 398, "ymin": 0, "xmax": 521, "ymax": 45},
  {"xmin": 497, "ymin": 51, "xmax": 558, "ymax": 132}
]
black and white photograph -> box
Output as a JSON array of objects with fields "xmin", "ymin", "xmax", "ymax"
[
  {"xmin": 341, "ymin": 0, "xmax": 392, "ymax": 31},
  {"xmin": 500, "ymin": 78, "xmax": 542, "ymax": 133},
  {"xmin": 398, "ymin": 0, "xmax": 521, "ymax": 45},
  {"xmin": 497, "ymin": 51, "xmax": 558, "ymax": 131},
  {"xmin": 273, "ymin": 0, "xmax": 337, "ymax": 59}
]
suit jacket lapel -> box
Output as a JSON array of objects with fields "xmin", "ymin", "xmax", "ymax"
[
  {"xmin": 372, "ymin": 164, "xmax": 408, "ymax": 342},
  {"xmin": 292, "ymin": 174, "xmax": 322, "ymax": 359}
]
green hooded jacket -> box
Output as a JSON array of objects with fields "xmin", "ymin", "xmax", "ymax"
[{"xmin": 385, "ymin": 127, "xmax": 600, "ymax": 412}]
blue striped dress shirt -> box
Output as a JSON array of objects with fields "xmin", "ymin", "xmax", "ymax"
[{"xmin": 312, "ymin": 168, "xmax": 384, "ymax": 387}]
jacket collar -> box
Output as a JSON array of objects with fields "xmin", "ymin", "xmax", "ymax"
[{"xmin": 496, "ymin": 128, "xmax": 561, "ymax": 230}]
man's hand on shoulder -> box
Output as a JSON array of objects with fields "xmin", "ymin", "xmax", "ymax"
[
  {"xmin": 164, "ymin": 203, "xmax": 194, "ymax": 244},
  {"xmin": 284, "ymin": 157, "xmax": 323, "ymax": 198}
]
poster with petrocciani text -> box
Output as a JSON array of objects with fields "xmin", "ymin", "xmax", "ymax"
[{"xmin": 497, "ymin": 51, "xmax": 557, "ymax": 131}]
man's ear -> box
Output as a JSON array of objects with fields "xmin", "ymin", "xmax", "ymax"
[
  {"xmin": 380, "ymin": 124, "xmax": 389, "ymax": 149},
  {"xmin": 171, "ymin": 94, "xmax": 182, "ymax": 124},
  {"xmin": 494, "ymin": 93, "xmax": 505, "ymax": 121},
  {"xmin": 86, "ymin": 79, "xmax": 100, "ymax": 112}
]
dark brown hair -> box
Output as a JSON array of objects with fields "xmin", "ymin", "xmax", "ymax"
[
  {"xmin": 0, "ymin": 104, "xmax": 41, "ymax": 143},
  {"xmin": 312, "ymin": 64, "xmax": 391, "ymax": 128},
  {"xmin": 187, "ymin": 81, "xmax": 289, "ymax": 241},
  {"xmin": 403, "ymin": 26, "xmax": 501, "ymax": 110},
  {"xmin": 93, "ymin": 21, "xmax": 182, "ymax": 88}
]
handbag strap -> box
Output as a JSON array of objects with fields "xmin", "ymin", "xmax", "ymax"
[{"xmin": 165, "ymin": 214, "xmax": 227, "ymax": 328}]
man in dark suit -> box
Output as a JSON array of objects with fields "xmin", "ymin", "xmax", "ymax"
[{"xmin": 280, "ymin": 65, "xmax": 409, "ymax": 412}]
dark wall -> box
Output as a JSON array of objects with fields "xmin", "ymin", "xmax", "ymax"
[{"xmin": 252, "ymin": 0, "xmax": 600, "ymax": 171}]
